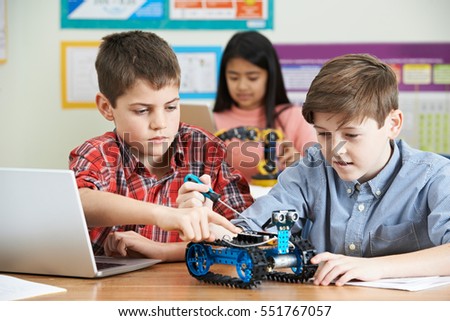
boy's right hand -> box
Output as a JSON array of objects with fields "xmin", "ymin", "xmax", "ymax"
[
  {"xmin": 208, "ymin": 222, "xmax": 242, "ymax": 240},
  {"xmin": 158, "ymin": 206, "xmax": 241, "ymax": 242},
  {"xmin": 176, "ymin": 174, "xmax": 214, "ymax": 209}
]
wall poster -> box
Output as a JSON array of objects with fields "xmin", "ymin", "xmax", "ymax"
[
  {"xmin": 61, "ymin": 0, "xmax": 273, "ymax": 30},
  {"xmin": 61, "ymin": 41, "xmax": 100, "ymax": 109},
  {"xmin": 61, "ymin": 41, "xmax": 221, "ymax": 108},
  {"xmin": 274, "ymin": 43, "xmax": 450, "ymax": 154}
]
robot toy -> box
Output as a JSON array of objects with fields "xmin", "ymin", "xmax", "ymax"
[
  {"xmin": 185, "ymin": 210, "xmax": 317, "ymax": 289},
  {"xmin": 215, "ymin": 126, "xmax": 283, "ymax": 187}
]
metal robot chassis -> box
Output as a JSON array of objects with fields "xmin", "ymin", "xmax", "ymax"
[{"xmin": 185, "ymin": 210, "xmax": 318, "ymax": 289}]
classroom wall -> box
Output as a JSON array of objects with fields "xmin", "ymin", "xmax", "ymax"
[{"xmin": 1, "ymin": 0, "xmax": 449, "ymax": 169}]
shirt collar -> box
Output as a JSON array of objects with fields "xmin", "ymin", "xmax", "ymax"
[
  {"xmin": 344, "ymin": 140, "xmax": 401, "ymax": 198},
  {"xmin": 113, "ymin": 130, "xmax": 140, "ymax": 174},
  {"xmin": 172, "ymin": 126, "xmax": 185, "ymax": 167},
  {"xmin": 114, "ymin": 128, "xmax": 185, "ymax": 175}
]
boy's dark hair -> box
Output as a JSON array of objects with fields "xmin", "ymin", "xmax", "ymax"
[
  {"xmin": 213, "ymin": 30, "xmax": 290, "ymax": 128},
  {"xmin": 302, "ymin": 54, "xmax": 399, "ymax": 128},
  {"xmin": 95, "ymin": 30, "xmax": 181, "ymax": 108}
]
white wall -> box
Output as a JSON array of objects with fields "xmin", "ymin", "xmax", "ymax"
[{"xmin": 1, "ymin": 0, "xmax": 449, "ymax": 169}]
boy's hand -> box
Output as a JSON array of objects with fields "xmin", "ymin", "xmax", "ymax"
[
  {"xmin": 104, "ymin": 231, "xmax": 187, "ymax": 261},
  {"xmin": 208, "ymin": 222, "xmax": 242, "ymax": 240},
  {"xmin": 104, "ymin": 230, "xmax": 150, "ymax": 258},
  {"xmin": 176, "ymin": 174, "xmax": 214, "ymax": 209},
  {"xmin": 174, "ymin": 174, "xmax": 241, "ymax": 241},
  {"xmin": 311, "ymin": 252, "xmax": 383, "ymax": 286},
  {"xmin": 157, "ymin": 206, "xmax": 241, "ymax": 242}
]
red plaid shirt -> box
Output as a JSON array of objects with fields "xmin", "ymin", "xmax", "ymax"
[{"xmin": 69, "ymin": 123, "xmax": 254, "ymax": 255}]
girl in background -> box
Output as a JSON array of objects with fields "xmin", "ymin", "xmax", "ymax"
[{"xmin": 213, "ymin": 31, "xmax": 316, "ymax": 183}]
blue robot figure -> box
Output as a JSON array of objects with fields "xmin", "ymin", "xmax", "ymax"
[{"xmin": 185, "ymin": 210, "xmax": 317, "ymax": 289}]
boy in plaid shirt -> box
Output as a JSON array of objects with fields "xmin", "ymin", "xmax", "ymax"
[{"xmin": 70, "ymin": 31, "xmax": 252, "ymax": 262}]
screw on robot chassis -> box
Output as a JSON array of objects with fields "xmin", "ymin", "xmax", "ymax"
[{"xmin": 185, "ymin": 210, "xmax": 318, "ymax": 289}]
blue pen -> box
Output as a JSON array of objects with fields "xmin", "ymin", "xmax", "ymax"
[{"xmin": 184, "ymin": 174, "xmax": 242, "ymax": 217}]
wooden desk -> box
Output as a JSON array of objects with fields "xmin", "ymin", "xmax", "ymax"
[{"xmin": 8, "ymin": 263, "xmax": 450, "ymax": 301}]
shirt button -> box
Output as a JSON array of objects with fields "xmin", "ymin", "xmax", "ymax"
[
  {"xmin": 349, "ymin": 243, "xmax": 356, "ymax": 251},
  {"xmin": 358, "ymin": 203, "xmax": 365, "ymax": 212},
  {"xmin": 376, "ymin": 190, "xmax": 381, "ymax": 196},
  {"xmin": 347, "ymin": 188, "xmax": 352, "ymax": 194}
]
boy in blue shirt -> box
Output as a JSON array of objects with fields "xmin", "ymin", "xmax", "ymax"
[{"xmin": 202, "ymin": 53, "xmax": 450, "ymax": 285}]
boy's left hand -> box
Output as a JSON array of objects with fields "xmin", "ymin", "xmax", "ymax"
[
  {"xmin": 311, "ymin": 252, "xmax": 383, "ymax": 286},
  {"xmin": 104, "ymin": 230, "xmax": 150, "ymax": 258},
  {"xmin": 177, "ymin": 174, "xmax": 214, "ymax": 209}
]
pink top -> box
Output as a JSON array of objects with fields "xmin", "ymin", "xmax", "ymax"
[{"xmin": 214, "ymin": 104, "xmax": 317, "ymax": 182}]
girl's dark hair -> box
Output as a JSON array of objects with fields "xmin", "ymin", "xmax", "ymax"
[{"xmin": 213, "ymin": 31, "xmax": 291, "ymax": 128}]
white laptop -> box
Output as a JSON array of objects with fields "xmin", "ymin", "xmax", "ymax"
[
  {"xmin": 0, "ymin": 168, "xmax": 160, "ymax": 278},
  {"xmin": 180, "ymin": 104, "xmax": 217, "ymax": 133}
]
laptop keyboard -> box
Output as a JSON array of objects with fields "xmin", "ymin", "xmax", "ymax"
[{"xmin": 96, "ymin": 262, "xmax": 124, "ymax": 270}]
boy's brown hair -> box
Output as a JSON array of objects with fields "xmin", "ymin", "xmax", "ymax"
[
  {"xmin": 302, "ymin": 54, "xmax": 398, "ymax": 128},
  {"xmin": 95, "ymin": 30, "xmax": 181, "ymax": 108}
]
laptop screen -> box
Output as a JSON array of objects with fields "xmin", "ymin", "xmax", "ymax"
[{"xmin": 0, "ymin": 168, "xmax": 158, "ymax": 278}]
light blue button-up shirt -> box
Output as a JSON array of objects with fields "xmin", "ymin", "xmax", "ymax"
[{"xmin": 233, "ymin": 140, "xmax": 450, "ymax": 257}]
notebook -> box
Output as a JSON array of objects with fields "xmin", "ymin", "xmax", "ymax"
[
  {"xmin": 180, "ymin": 104, "xmax": 217, "ymax": 133},
  {"xmin": 0, "ymin": 167, "xmax": 160, "ymax": 278}
]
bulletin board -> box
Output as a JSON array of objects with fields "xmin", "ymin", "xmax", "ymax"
[
  {"xmin": 61, "ymin": 0, "xmax": 273, "ymax": 30},
  {"xmin": 61, "ymin": 41, "xmax": 222, "ymax": 108},
  {"xmin": 0, "ymin": 0, "xmax": 6, "ymax": 63},
  {"xmin": 274, "ymin": 43, "xmax": 450, "ymax": 154}
]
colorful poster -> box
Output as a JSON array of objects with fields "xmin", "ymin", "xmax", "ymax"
[
  {"xmin": 60, "ymin": 42, "xmax": 221, "ymax": 108},
  {"xmin": 274, "ymin": 43, "xmax": 450, "ymax": 93},
  {"xmin": 273, "ymin": 43, "xmax": 450, "ymax": 154},
  {"xmin": 61, "ymin": 0, "xmax": 273, "ymax": 29}
]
